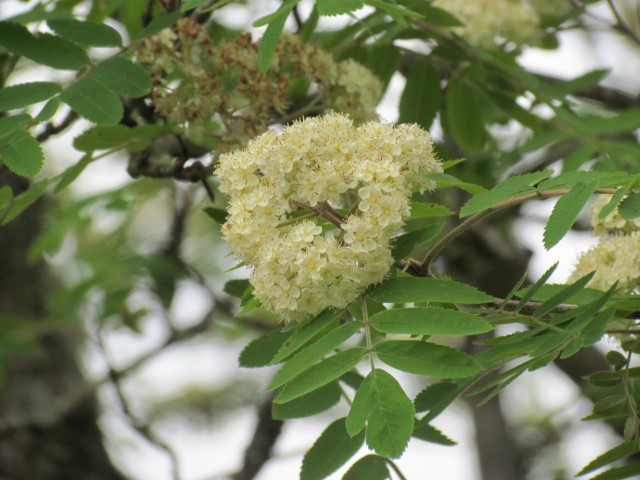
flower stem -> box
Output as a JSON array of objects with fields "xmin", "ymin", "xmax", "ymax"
[{"xmin": 361, "ymin": 294, "xmax": 376, "ymax": 371}]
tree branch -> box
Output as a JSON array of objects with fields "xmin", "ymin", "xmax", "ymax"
[{"xmin": 231, "ymin": 392, "xmax": 283, "ymax": 480}]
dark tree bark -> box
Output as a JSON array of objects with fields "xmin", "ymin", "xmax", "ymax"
[{"xmin": 0, "ymin": 170, "xmax": 127, "ymax": 480}]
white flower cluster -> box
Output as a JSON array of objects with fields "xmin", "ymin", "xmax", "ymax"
[
  {"xmin": 589, "ymin": 194, "xmax": 640, "ymax": 236},
  {"xmin": 433, "ymin": 0, "xmax": 542, "ymax": 48},
  {"xmin": 569, "ymin": 194, "xmax": 640, "ymax": 291},
  {"xmin": 216, "ymin": 113, "xmax": 442, "ymax": 320},
  {"xmin": 327, "ymin": 59, "xmax": 383, "ymax": 123}
]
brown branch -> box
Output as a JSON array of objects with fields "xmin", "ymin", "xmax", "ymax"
[
  {"xmin": 35, "ymin": 110, "xmax": 79, "ymax": 142},
  {"xmin": 415, "ymin": 187, "xmax": 619, "ymax": 276},
  {"xmin": 231, "ymin": 392, "xmax": 283, "ymax": 480}
]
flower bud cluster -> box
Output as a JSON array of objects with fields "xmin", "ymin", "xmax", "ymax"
[
  {"xmin": 215, "ymin": 112, "xmax": 442, "ymax": 320},
  {"xmin": 569, "ymin": 194, "xmax": 640, "ymax": 291},
  {"xmin": 433, "ymin": 0, "xmax": 543, "ymax": 48},
  {"xmin": 137, "ymin": 20, "xmax": 382, "ymax": 146}
]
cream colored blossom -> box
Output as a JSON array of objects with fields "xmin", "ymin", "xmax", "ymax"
[
  {"xmin": 589, "ymin": 194, "xmax": 640, "ymax": 236},
  {"xmin": 568, "ymin": 232, "xmax": 640, "ymax": 291},
  {"xmin": 433, "ymin": 0, "xmax": 542, "ymax": 48},
  {"xmin": 216, "ymin": 112, "xmax": 442, "ymax": 320}
]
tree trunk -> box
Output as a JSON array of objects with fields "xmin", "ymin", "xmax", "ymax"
[{"xmin": 0, "ymin": 170, "xmax": 127, "ymax": 480}]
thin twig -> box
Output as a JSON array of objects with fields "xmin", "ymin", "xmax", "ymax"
[
  {"xmin": 36, "ymin": 110, "xmax": 79, "ymax": 142},
  {"xmin": 418, "ymin": 187, "xmax": 619, "ymax": 276},
  {"xmin": 606, "ymin": 0, "xmax": 640, "ymax": 46},
  {"xmin": 94, "ymin": 327, "xmax": 183, "ymax": 480}
]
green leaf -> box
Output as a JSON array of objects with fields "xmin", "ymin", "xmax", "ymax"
[
  {"xmin": 459, "ymin": 170, "xmax": 554, "ymax": 217},
  {"xmin": 272, "ymin": 382, "xmax": 342, "ymax": 420},
  {"xmin": 374, "ymin": 341, "xmax": 483, "ymax": 378},
  {"xmin": 317, "ymin": 0, "xmax": 364, "ymax": 16},
  {"xmin": 74, "ymin": 124, "xmax": 172, "ymax": 152},
  {"xmin": 598, "ymin": 188, "xmax": 628, "ymax": 220},
  {"xmin": 54, "ymin": 153, "xmax": 93, "ymax": 193},
  {"xmin": 365, "ymin": 0, "xmax": 423, "ymax": 19},
  {"xmin": 582, "ymin": 307, "xmax": 616, "ymax": 346},
  {"xmin": 563, "ymin": 144, "xmax": 595, "ymax": 172},
  {"xmin": 274, "ymin": 348, "xmax": 366, "ymax": 403},
  {"xmin": 0, "ymin": 131, "xmax": 43, "ymax": 177},
  {"xmin": 586, "ymin": 371, "xmax": 623, "ymax": 388},
  {"xmin": 73, "ymin": 125, "xmax": 131, "ymax": 151},
  {"xmin": 543, "ymin": 181, "xmax": 597, "ymax": 249},
  {"xmin": 204, "ymin": 207, "xmax": 227, "ymax": 224},
  {"xmin": 392, "ymin": 225, "xmax": 442, "ymax": 259},
  {"xmin": 445, "ymin": 75, "xmax": 485, "ymax": 151},
  {"xmin": 258, "ymin": 2, "xmax": 296, "ymax": 73},
  {"xmin": 410, "ymin": 202, "xmax": 454, "ymax": 219},
  {"xmin": 60, "ymin": 77, "xmax": 123, "ymax": 125},
  {"xmin": 412, "ymin": 421, "xmax": 456, "ymax": 445},
  {"xmin": 590, "ymin": 464, "xmax": 640, "ymax": 480},
  {"xmin": 180, "ymin": 0, "xmax": 213, "ymax": 11},
  {"xmin": 268, "ymin": 321, "xmax": 361, "ymax": 390},
  {"xmin": 301, "ymin": 418, "xmax": 365, "ymax": 480},
  {"xmin": 223, "ymin": 279, "xmax": 250, "ymax": 298},
  {"xmin": 537, "ymin": 170, "xmax": 626, "ymax": 190},
  {"xmin": 253, "ymin": 0, "xmax": 301, "ymax": 27},
  {"xmin": 583, "ymin": 110, "xmax": 640, "ymax": 134},
  {"xmin": 238, "ymin": 329, "xmax": 292, "ymax": 368},
  {"xmin": 34, "ymin": 97, "xmax": 61, "ymax": 122},
  {"xmin": 426, "ymin": 172, "xmax": 486, "ymax": 195},
  {"xmin": 398, "ymin": 59, "xmax": 440, "ymax": 130},
  {"xmin": 533, "ymin": 271, "xmax": 595, "ymax": 317},
  {"xmin": 342, "ymin": 455, "xmax": 389, "ymax": 480},
  {"xmin": 0, "ymin": 82, "xmax": 61, "ymax": 112},
  {"xmin": 135, "ymin": 12, "xmax": 182, "ymax": 40},
  {"xmin": 47, "ymin": 19, "xmax": 122, "ymax": 46},
  {"xmin": 414, "ymin": 381, "xmax": 461, "ymax": 417},
  {"xmin": 271, "ymin": 309, "xmax": 342, "ymax": 363},
  {"xmin": 370, "ymin": 308, "xmax": 492, "ymax": 336},
  {"xmin": 0, "ymin": 187, "xmax": 12, "ymax": 216},
  {"xmin": 345, "ymin": 369, "xmax": 414, "ymax": 458},
  {"xmin": 0, "ymin": 22, "xmax": 90, "ymax": 70},
  {"xmin": 1, "ymin": 179, "xmax": 49, "ymax": 225},
  {"xmin": 618, "ymin": 195, "xmax": 640, "ymax": 220},
  {"xmin": 605, "ymin": 351, "xmax": 628, "ymax": 368},
  {"xmin": 514, "ymin": 262, "xmax": 557, "ymax": 312},
  {"xmin": 586, "ymin": 395, "xmax": 627, "ymax": 421},
  {"xmin": 0, "ymin": 114, "xmax": 31, "ymax": 140},
  {"xmin": 415, "ymin": 4, "xmax": 464, "ymax": 26},
  {"xmin": 90, "ymin": 57, "xmax": 152, "ymax": 97},
  {"xmin": 561, "ymin": 68, "xmax": 609, "ymax": 94},
  {"xmin": 367, "ymin": 277, "xmax": 495, "ymax": 304},
  {"xmin": 578, "ymin": 443, "xmax": 639, "ymax": 476}
]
